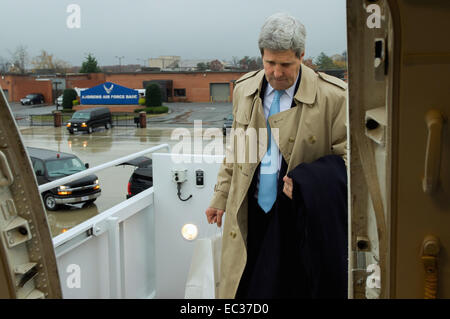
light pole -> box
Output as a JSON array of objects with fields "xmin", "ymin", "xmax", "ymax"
[
  {"xmin": 137, "ymin": 58, "xmax": 146, "ymax": 67},
  {"xmin": 115, "ymin": 56, "xmax": 124, "ymax": 72},
  {"xmin": 54, "ymin": 81, "xmax": 60, "ymax": 110}
]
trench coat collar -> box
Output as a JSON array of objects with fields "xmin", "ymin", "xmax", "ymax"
[{"xmin": 243, "ymin": 64, "xmax": 318, "ymax": 105}]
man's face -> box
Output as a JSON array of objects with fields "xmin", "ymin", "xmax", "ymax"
[{"xmin": 262, "ymin": 49, "xmax": 304, "ymax": 90}]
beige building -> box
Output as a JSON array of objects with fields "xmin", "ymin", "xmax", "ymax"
[{"xmin": 148, "ymin": 56, "xmax": 181, "ymax": 69}]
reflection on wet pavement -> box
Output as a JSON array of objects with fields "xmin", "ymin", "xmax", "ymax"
[
  {"xmin": 46, "ymin": 203, "xmax": 99, "ymax": 237},
  {"xmin": 146, "ymin": 102, "xmax": 232, "ymax": 126}
]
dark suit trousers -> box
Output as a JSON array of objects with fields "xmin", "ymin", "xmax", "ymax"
[{"xmin": 236, "ymin": 195, "xmax": 278, "ymax": 299}]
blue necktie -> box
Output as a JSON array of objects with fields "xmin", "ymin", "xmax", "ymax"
[{"xmin": 258, "ymin": 90, "xmax": 283, "ymax": 213}]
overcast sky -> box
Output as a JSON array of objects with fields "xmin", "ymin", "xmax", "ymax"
[{"xmin": 0, "ymin": 0, "xmax": 347, "ymax": 67}]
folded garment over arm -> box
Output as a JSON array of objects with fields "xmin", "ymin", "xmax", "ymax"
[{"xmin": 287, "ymin": 154, "xmax": 348, "ymax": 298}]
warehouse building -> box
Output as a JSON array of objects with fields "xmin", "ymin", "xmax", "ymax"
[
  {"xmin": 1, "ymin": 68, "xmax": 347, "ymax": 105},
  {"xmin": 0, "ymin": 70, "xmax": 247, "ymax": 104}
]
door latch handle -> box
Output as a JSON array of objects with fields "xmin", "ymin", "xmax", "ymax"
[
  {"xmin": 421, "ymin": 235, "xmax": 440, "ymax": 299},
  {"xmin": 423, "ymin": 109, "xmax": 445, "ymax": 194}
]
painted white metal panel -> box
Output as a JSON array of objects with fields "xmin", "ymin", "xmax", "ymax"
[
  {"xmin": 51, "ymin": 149, "xmax": 223, "ymax": 299},
  {"xmin": 57, "ymin": 233, "xmax": 110, "ymax": 298},
  {"xmin": 122, "ymin": 205, "xmax": 156, "ymax": 298},
  {"xmin": 54, "ymin": 188, "xmax": 156, "ymax": 298},
  {"xmin": 153, "ymin": 153, "xmax": 223, "ymax": 298}
]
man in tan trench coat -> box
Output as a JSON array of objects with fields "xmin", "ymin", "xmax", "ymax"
[{"xmin": 205, "ymin": 12, "xmax": 347, "ymax": 298}]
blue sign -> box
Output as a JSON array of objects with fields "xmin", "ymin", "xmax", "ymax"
[{"xmin": 81, "ymin": 82, "xmax": 139, "ymax": 105}]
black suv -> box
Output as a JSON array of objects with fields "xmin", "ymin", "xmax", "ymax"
[
  {"xmin": 67, "ymin": 107, "xmax": 112, "ymax": 134},
  {"xmin": 27, "ymin": 147, "xmax": 101, "ymax": 210},
  {"xmin": 119, "ymin": 156, "xmax": 153, "ymax": 199},
  {"xmin": 20, "ymin": 93, "xmax": 45, "ymax": 105}
]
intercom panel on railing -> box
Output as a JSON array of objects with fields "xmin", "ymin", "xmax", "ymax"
[{"xmin": 152, "ymin": 153, "xmax": 224, "ymax": 298}]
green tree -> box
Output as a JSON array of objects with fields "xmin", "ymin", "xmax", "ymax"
[
  {"xmin": 314, "ymin": 52, "xmax": 339, "ymax": 70},
  {"xmin": 79, "ymin": 53, "xmax": 102, "ymax": 73},
  {"xmin": 145, "ymin": 83, "xmax": 162, "ymax": 107},
  {"xmin": 197, "ymin": 62, "xmax": 207, "ymax": 71},
  {"xmin": 62, "ymin": 88, "xmax": 78, "ymax": 109}
]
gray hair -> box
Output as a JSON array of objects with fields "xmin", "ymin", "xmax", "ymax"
[{"xmin": 258, "ymin": 12, "xmax": 306, "ymax": 58}]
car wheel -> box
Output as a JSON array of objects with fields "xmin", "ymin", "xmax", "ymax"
[
  {"xmin": 88, "ymin": 126, "xmax": 93, "ymax": 134},
  {"xmin": 43, "ymin": 193, "xmax": 59, "ymax": 211},
  {"xmin": 69, "ymin": 130, "xmax": 74, "ymax": 135},
  {"xmin": 105, "ymin": 122, "xmax": 111, "ymax": 129},
  {"xmin": 30, "ymin": 101, "xmax": 34, "ymax": 105}
]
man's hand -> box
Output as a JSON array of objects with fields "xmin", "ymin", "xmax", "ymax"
[
  {"xmin": 205, "ymin": 207, "xmax": 225, "ymax": 227},
  {"xmin": 282, "ymin": 175, "xmax": 293, "ymax": 199}
]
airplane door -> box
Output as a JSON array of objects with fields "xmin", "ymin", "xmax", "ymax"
[
  {"xmin": 347, "ymin": 0, "xmax": 450, "ymax": 298},
  {"xmin": 0, "ymin": 88, "xmax": 62, "ymax": 298}
]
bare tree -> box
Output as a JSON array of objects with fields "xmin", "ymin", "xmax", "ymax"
[
  {"xmin": 53, "ymin": 60, "xmax": 72, "ymax": 73},
  {"xmin": 255, "ymin": 56, "xmax": 263, "ymax": 69},
  {"xmin": 8, "ymin": 45, "xmax": 29, "ymax": 74},
  {"xmin": 239, "ymin": 56, "xmax": 251, "ymax": 70},
  {"xmin": 0, "ymin": 56, "xmax": 10, "ymax": 73},
  {"xmin": 231, "ymin": 56, "xmax": 240, "ymax": 68},
  {"xmin": 210, "ymin": 59, "xmax": 224, "ymax": 71}
]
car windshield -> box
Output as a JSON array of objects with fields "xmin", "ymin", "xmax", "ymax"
[
  {"xmin": 226, "ymin": 114, "xmax": 233, "ymax": 121},
  {"xmin": 45, "ymin": 157, "xmax": 85, "ymax": 177},
  {"xmin": 26, "ymin": 94, "xmax": 36, "ymax": 98},
  {"xmin": 72, "ymin": 112, "xmax": 90, "ymax": 120}
]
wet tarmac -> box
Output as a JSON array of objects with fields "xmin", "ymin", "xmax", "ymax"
[
  {"xmin": 11, "ymin": 101, "xmax": 233, "ymax": 127},
  {"xmin": 147, "ymin": 102, "xmax": 232, "ymax": 127},
  {"xmin": 20, "ymin": 125, "xmax": 229, "ymax": 237}
]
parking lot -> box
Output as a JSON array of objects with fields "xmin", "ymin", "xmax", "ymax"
[
  {"xmin": 10, "ymin": 101, "xmax": 232, "ymax": 127},
  {"xmin": 15, "ymin": 101, "xmax": 232, "ymax": 237}
]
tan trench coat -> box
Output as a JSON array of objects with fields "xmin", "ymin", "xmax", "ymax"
[{"xmin": 209, "ymin": 64, "xmax": 347, "ymax": 298}]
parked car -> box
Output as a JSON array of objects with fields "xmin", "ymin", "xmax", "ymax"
[
  {"xmin": 66, "ymin": 107, "xmax": 112, "ymax": 134},
  {"xmin": 27, "ymin": 147, "xmax": 101, "ymax": 211},
  {"xmin": 20, "ymin": 93, "xmax": 45, "ymax": 105},
  {"xmin": 223, "ymin": 114, "xmax": 233, "ymax": 135},
  {"xmin": 55, "ymin": 94, "xmax": 63, "ymax": 106},
  {"xmin": 119, "ymin": 156, "xmax": 153, "ymax": 199}
]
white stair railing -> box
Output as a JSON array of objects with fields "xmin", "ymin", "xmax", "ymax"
[{"xmin": 50, "ymin": 144, "xmax": 169, "ymax": 299}]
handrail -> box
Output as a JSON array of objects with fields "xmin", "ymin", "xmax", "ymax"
[
  {"xmin": 422, "ymin": 109, "xmax": 445, "ymax": 195},
  {"xmin": 38, "ymin": 143, "xmax": 170, "ymax": 193}
]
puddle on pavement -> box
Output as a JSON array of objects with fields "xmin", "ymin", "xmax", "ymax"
[{"xmin": 46, "ymin": 203, "xmax": 99, "ymax": 237}]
